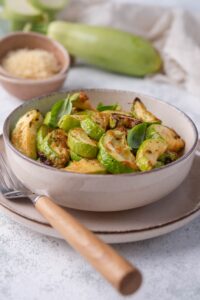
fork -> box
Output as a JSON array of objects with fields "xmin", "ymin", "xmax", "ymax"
[{"xmin": 0, "ymin": 153, "xmax": 142, "ymax": 295}]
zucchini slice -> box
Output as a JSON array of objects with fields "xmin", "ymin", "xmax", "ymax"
[
  {"xmin": 136, "ymin": 138, "xmax": 167, "ymax": 171},
  {"xmin": 146, "ymin": 124, "xmax": 185, "ymax": 152},
  {"xmin": 38, "ymin": 129, "xmax": 69, "ymax": 168},
  {"xmin": 70, "ymin": 151, "xmax": 82, "ymax": 161},
  {"xmin": 109, "ymin": 113, "xmax": 141, "ymax": 129},
  {"xmin": 98, "ymin": 129, "xmax": 138, "ymax": 174},
  {"xmin": 11, "ymin": 109, "xmax": 43, "ymax": 159},
  {"xmin": 158, "ymin": 151, "xmax": 178, "ymax": 164},
  {"xmin": 80, "ymin": 112, "xmax": 108, "ymax": 141},
  {"xmin": 58, "ymin": 115, "xmax": 83, "ymax": 132},
  {"xmin": 81, "ymin": 117, "xmax": 105, "ymax": 141},
  {"xmin": 43, "ymin": 111, "xmax": 52, "ymax": 126},
  {"xmin": 37, "ymin": 124, "xmax": 51, "ymax": 152},
  {"xmin": 68, "ymin": 128, "xmax": 98, "ymax": 159},
  {"xmin": 64, "ymin": 159, "xmax": 106, "ymax": 174},
  {"xmin": 72, "ymin": 92, "xmax": 94, "ymax": 111},
  {"xmin": 131, "ymin": 98, "xmax": 160, "ymax": 123}
]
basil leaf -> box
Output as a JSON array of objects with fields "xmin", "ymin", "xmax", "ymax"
[
  {"xmin": 49, "ymin": 95, "xmax": 73, "ymax": 127},
  {"xmin": 49, "ymin": 99, "xmax": 65, "ymax": 128},
  {"xmin": 97, "ymin": 102, "xmax": 119, "ymax": 112},
  {"xmin": 57, "ymin": 96, "xmax": 72, "ymax": 120},
  {"xmin": 127, "ymin": 123, "xmax": 148, "ymax": 150}
]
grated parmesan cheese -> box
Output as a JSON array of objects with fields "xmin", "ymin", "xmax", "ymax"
[{"xmin": 1, "ymin": 48, "xmax": 61, "ymax": 80}]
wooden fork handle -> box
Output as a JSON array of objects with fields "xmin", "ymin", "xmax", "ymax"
[{"xmin": 35, "ymin": 195, "xmax": 142, "ymax": 295}]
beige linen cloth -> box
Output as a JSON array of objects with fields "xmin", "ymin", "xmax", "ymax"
[{"xmin": 61, "ymin": 0, "xmax": 200, "ymax": 97}]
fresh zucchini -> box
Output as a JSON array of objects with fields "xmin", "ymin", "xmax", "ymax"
[
  {"xmin": 28, "ymin": 0, "xmax": 68, "ymax": 12},
  {"xmin": 48, "ymin": 21, "xmax": 162, "ymax": 77},
  {"xmin": 4, "ymin": 0, "xmax": 42, "ymax": 22}
]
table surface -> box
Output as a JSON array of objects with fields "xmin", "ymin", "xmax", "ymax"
[{"xmin": 1, "ymin": 1, "xmax": 200, "ymax": 300}]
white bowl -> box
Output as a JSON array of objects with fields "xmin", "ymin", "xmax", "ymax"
[{"xmin": 3, "ymin": 89, "xmax": 198, "ymax": 212}]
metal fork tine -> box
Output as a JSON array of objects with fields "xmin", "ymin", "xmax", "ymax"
[
  {"xmin": 0, "ymin": 157, "xmax": 11, "ymax": 189},
  {"xmin": 0, "ymin": 153, "xmax": 21, "ymax": 190},
  {"xmin": 0, "ymin": 169, "xmax": 9, "ymax": 190},
  {"xmin": 0, "ymin": 153, "xmax": 33, "ymax": 201},
  {"xmin": 2, "ymin": 153, "xmax": 27, "ymax": 191}
]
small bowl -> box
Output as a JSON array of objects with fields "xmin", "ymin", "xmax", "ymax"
[
  {"xmin": 3, "ymin": 89, "xmax": 199, "ymax": 212},
  {"xmin": 0, "ymin": 32, "xmax": 70, "ymax": 100}
]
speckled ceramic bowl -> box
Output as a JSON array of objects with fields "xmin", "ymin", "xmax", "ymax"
[
  {"xmin": 0, "ymin": 32, "xmax": 70, "ymax": 100},
  {"xmin": 3, "ymin": 89, "xmax": 198, "ymax": 212}
]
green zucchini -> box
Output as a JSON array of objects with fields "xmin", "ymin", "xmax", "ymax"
[
  {"xmin": 58, "ymin": 115, "xmax": 82, "ymax": 132},
  {"xmin": 131, "ymin": 98, "xmax": 161, "ymax": 123},
  {"xmin": 48, "ymin": 21, "xmax": 162, "ymax": 77},
  {"xmin": 64, "ymin": 159, "xmax": 106, "ymax": 174},
  {"xmin": 98, "ymin": 129, "xmax": 138, "ymax": 174},
  {"xmin": 136, "ymin": 138, "xmax": 167, "ymax": 171},
  {"xmin": 4, "ymin": 0, "xmax": 42, "ymax": 22},
  {"xmin": 70, "ymin": 150, "xmax": 82, "ymax": 162},
  {"xmin": 81, "ymin": 116, "xmax": 105, "ymax": 141},
  {"xmin": 146, "ymin": 124, "xmax": 185, "ymax": 152},
  {"xmin": 11, "ymin": 109, "xmax": 43, "ymax": 159},
  {"xmin": 68, "ymin": 128, "xmax": 98, "ymax": 159},
  {"xmin": 38, "ymin": 129, "xmax": 69, "ymax": 168},
  {"xmin": 28, "ymin": 0, "xmax": 68, "ymax": 12},
  {"xmin": 36, "ymin": 124, "xmax": 51, "ymax": 152}
]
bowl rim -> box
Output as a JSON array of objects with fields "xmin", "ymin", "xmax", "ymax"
[
  {"xmin": 0, "ymin": 32, "xmax": 70, "ymax": 83},
  {"xmin": 3, "ymin": 88, "xmax": 199, "ymax": 178}
]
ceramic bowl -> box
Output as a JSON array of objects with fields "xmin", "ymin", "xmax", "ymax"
[
  {"xmin": 0, "ymin": 32, "xmax": 70, "ymax": 100},
  {"xmin": 3, "ymin": 89, "xmax": 198, "ymax": 212}
]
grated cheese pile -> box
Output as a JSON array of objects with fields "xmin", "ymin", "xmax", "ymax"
[{"xmin": 1, "ymin": 48, "xmax": 61, "ymax": 80}]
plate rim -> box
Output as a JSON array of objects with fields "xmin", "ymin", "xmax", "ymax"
[
  {"xmin": 1, "ymin": 200, "xmax": 200, "ymax": 244},
  {"xmin": 1, "ymin": 194, "xmax": 200, "ymax": 235}
]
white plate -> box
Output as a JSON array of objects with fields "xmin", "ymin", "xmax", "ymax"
[{"xmin": 0, "ymin": 135, "xmax": 200, "ymax": 243}]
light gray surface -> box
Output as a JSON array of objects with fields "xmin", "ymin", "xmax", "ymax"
[{"xmin": 1, "ymin": 1, "xmax": 200, "ymax": 300}]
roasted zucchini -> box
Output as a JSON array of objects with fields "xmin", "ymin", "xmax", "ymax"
[
  {"xmin": 38, "ymin": 129, "xmax": 69, "ymax": 168},
  {"xmin": 11, "ymin": 92, "xmax": 185, "ymax": 174},
  {"xmin": 64, "ymin": 159, "xmax": 106, "ymax": 174},
  {"xmin": 11, "ymin": 109, "xmax": 43, "ymax": 159},
  {"xmin": 69, "ymin": 150, "xmax": 82, "ymax": 161},
  {"xmin": 131, "ymin": 98, "xmax": 160, "ymax": 123},
  {"xmin": 68, "ymin": 128, "xmax": 98, "ymax": 158},
  {"xmin": 58, "ymin": 115, "xmax": 82, "ymax": 132},
  {"xmin": 80, "ymin": 112, "xmax": 108, "ymax": 141},
  {"xmin": 98, "ymin": 129, "xmax": 138, "ymax": 174},
  {"xmin": 37, "ymin": 124, "xmax": 52, "ymax": 153},
  {"xmin": 146, "ymin": 124, "xmax": 185, "ymax": 152},
  {"xmin": 109, "ymin": 113, "xmax": 141, "ymax": 129},
  {"xmin": 136, "ymin": 138, "xmax": 167, "ymax": 171}
]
